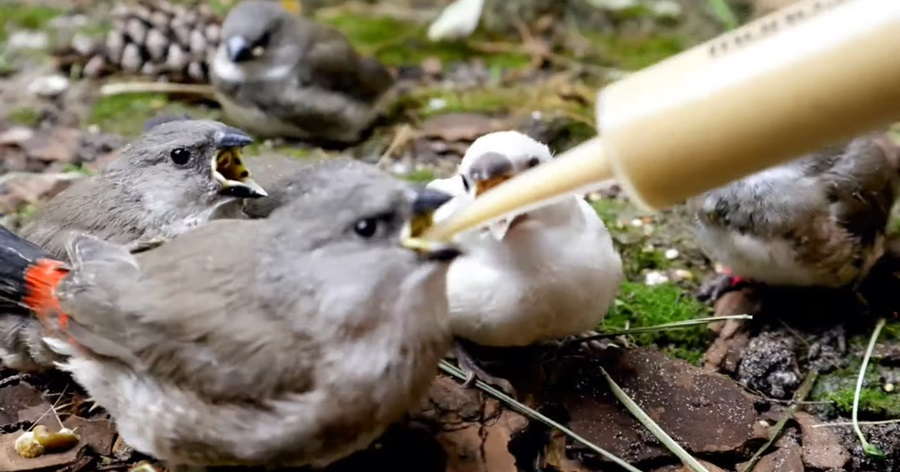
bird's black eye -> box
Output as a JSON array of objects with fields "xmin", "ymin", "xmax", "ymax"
[
  {"xmin": 170, "ymin": 148, "xmax": 191, "ymax": 165},
  {"xmin": 460, "ymin": 175, "xmax": 470, "ymax": 192},
  {"xmin": 527, "ymin": 157, "xmax": 540, "ymax": 168},
  {"xmin": 257, "ymin": 31, "xmax": 271, "ymax": 48},
  {"xmin": 353, "ymin": 218, "xmax": 378, "ymax": 238}
]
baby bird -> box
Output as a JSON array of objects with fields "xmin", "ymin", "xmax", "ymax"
[
  {"xmin": 430, "ymin": 131, "xmax": 623, "ymax": 388},
  {"xmin": 688, "ymin": 134, "xmax": 900, "ymax": 299},
  {"xmin": 211, "ymin": 0, "xmax": 394, "ymax": 143},
  {"xmin": 1, "ymin": 119, "xmax": 266, "ymax": 372},
  {"xmin": 0, "ymin": 164, "xmax": 457, "ymax": 468}
]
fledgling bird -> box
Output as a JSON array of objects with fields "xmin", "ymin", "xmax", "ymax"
[
  {"xmin": 211, "ymin": 0, "xmax": 395, "ymax": 143},
  {"xmin": 429, "ymin": 131, "xmax": 623, "ymax": 388},
  {"xmin": 1, "ymin": 119, "xmax": 266, "ymax": 371},
  {"xmin": 0, "ymin": 164, "xmax": 458, "ymax": 468},
  {"xmin": 688, "ymin": 134, "xmax": 900, "ymax": 300}
]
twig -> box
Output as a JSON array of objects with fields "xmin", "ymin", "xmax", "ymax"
[
  {"xmin": 814, "ymin": 418, "xmax": 900, "ymax": 428},
  {"xmin": 571, "ymin": 315, "xmax": 752, "ymax": 346},
  {"xmin": 742, "ymin": 371, "xmax": 818, "ymax": 472},
  {"xmin": 100, "ymin": 82, "xmax": 215, "ymax": 99},
  {"xmin": 30, "ymin": 384, "xmax": 69, "ymax": 431},
  {"xmin": 599, "ymin": 366, "xmax": 708, "ymax": 472},
  {"xmin": 439, "ymin": 360, "xmax": 643, "ymax": 472},
  {"xmin": 852, "ymin": 318, "xmax": 886, "ymax": 458}
]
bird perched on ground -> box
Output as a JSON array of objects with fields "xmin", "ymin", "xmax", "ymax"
[
  {"xmin": 211, "ymin": 0, "xmax": 395, "ymax": 144},
  {"xmin": 429, "ymin": 131, "xmax": 623, "ymax": 389},
  {"xmin": 0, "ymin": 164, "xmax": 458, "ymax": 468},
  {"xmin": 0, "ymin": 118, "xmax": 266, "ymax": 371},
  {"xmin": 688, "ymin": 133, "xmax": 900, "ymax": 300}
]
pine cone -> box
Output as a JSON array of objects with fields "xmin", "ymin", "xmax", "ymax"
[{"xmin": 60, "ymin": 0, "xmax": 222, "ymax": 84}]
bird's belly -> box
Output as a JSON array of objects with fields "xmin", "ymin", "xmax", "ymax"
[
  {"xmin": 703, "ymin": 229, "xmax": 840, "ymax": 286},
  {"xmin": 447, "ymin": 247, "xmax": 617, "ymax": 346}
]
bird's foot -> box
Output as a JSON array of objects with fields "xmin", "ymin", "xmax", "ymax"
[
  {"xmin": 453, "ymin": 341, "xmax": 516, "ymax": 397},
  {"xmin": 698, "ymin": 270, "xmax": 750, "ymax": 302},
  {"xmin": 126, "ymin": 237, "xmax": 168, "ymax": 254}
]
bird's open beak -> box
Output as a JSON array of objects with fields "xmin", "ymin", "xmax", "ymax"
[
  {"xmin": 402, "ymin": 188, "xmax": 461, "ymax": 261},
  {"xmin": 469, "ymin": 152, "xmax": 519, "ymax": 240},
  {"xmin": 211, "ymin": 129, "xmax": 268, "ymax": 199},
  {"xmin": 226, "ymin": 36, "xmax": 253, "ymax": 62}
]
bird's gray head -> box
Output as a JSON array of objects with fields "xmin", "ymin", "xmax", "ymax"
[
  {"xmin": 219, "ymin": 1, "xmax": 300, "ymax": 67},
  {"xmin": 271, "ymin": 162, "xmax": 460, "ymax": 263},
  {"xmin": 105, "ymin": 119, "xmax": 267, "ymax": 207},
  {"xmin": 457, "ymin": 131, "xmax": 553, "ymax": 239}
]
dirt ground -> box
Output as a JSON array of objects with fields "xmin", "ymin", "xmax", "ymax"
[{"xmin": 2, "ymin": 0, "xmax": 900, "ymax": 471}]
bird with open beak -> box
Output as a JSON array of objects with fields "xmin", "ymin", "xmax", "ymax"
[
  {"xmin": 0, "ymin": 118, "xmax": 266, "ymax": 372},
  {"xmin": 688, "ymin": 133, "xmax": 900, "ymax": 301},
  {"xmin": 429, "ymin": 131, "xmax": 623, "ymax": 391},
  {"xmin": 210, "ymin": 0, "xmax": 394, "ymax": 144},
  {"xmin": 0, "ymin": 163, "xmax": 458, "ymax": 468}
]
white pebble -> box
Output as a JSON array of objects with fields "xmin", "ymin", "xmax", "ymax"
[
  {"xmin": 664, "ymin": 248, "xmax": 679, "ymax": 260},
  {"xmin": 644, "ymin": 271, "xmax": 669, "ymax": 286},
  {"xmin": 885, "ymin": 383, "xmax": 895, "ymax": 393},
  {"xmin": 28, "ymin": 75, "xmax": 70, "ymax": 97},
  {"xmin": 630, "ymin": 218, "xmax": 643, "ymax": 227},
  {"xmin": 427, "ymin": 98, "xmax": 447, "ymax": 111},
  {"xmin": 8, "ymin": 31, "xmax": 48, "ymax": 50},
  {"xmin": 672, "ymin": 269, "xmax": 693, "ymax": 281}
]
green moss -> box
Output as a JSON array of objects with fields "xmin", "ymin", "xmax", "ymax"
[
  {"xmin": 0, "ymin": 4, "xmax": 62, "ymax": 40},
  {"xmin": 828, "ymin": 387, "xmax": 900, "ymax": 417},
  {"xmin": 602, "ymin": 282, "xmax": 712, "ymax": 364},
  {"xmin": 591, "ymin": 198, "xmax": 630, "ymax": 230},
  {"xmin": 89, "ymin": 93, "xmax": 222, "ymax": 137},
  {"xmin": 584, "ymin": 33, "xmax": 684, "ymax": 70},
  {"xmin": 397, "ymin": 168, "xmax": 436, "ymax": 183},
  {"xmin": 318, "ymin": 13, "xmax": 528, "ymax": 69},
  {"xmin": 7, "ymin": 106, "xmax": 40, "ymax": 127}
]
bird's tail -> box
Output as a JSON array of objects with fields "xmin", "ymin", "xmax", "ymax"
[{"xmin": 0, "ymin": 225, "xmax": 69, "ymax": 323}]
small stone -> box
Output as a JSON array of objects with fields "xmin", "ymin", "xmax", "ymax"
[
  {"xmin": 649, "ymin": 0, "xmax": 682, "ymax": 18},
  {"xmin": 140, "ymin": 61, "xmax": 161, "ymax": 76},
  {"xmin": 664, "ymin": 248, "xmax": 679, "ymax": 260},
  {"xmin": 71, "ymin": 33, "xmax": 98, "ymax": 56},
  {"xmin": 0, "ymin": 127, "xmax": 34, "ymax": 145},
  {"xmin": 8, "ymin": 31, "xmax": 48, "ymax": 51},
  {"xmin": 421, "ymin": 57, "xmax": 443, "ymax": 76},
  {"xmin": 644, "ymin": 271, "xmax": 669, "ymax": 286},
  {"xmin": 427, "ymin": 98, "xmax": 447, "ymax": 111},
  {"xmin": 630, "ymin": 218, "xmax": 643, "ymax": 227},
  {"xmin": 27, "ymin": 75, "xmax": 70, "ymax": 98},
  {"xmin": 672, "ymin": 269, "xmax": 693, "ymax": 281},
  {"xmin": 171, "ymin": 20, "xmax": 192, "ymax": 47},
  {"xmin": 885, "ymin": 383, "xmax": 895, "ymax": 393}
]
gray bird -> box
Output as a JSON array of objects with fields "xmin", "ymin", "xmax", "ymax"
[
  {"xmin": 211, "ymin": 0, "xmax": 395, "ymax": 143},
  {"xmin": 0, "ymin": 119, "xmax": 266, "ymax": 371},
  {"xmin": 241, "ymin": 157, "xmax": 374, "ymax": 219},
  {"xmin": 0, "ymin": 164, "xmax": 458, "ymax": 468},
  {"xmin": 688, "ymin": 133, "xmax": 900, "ymax": 299}
]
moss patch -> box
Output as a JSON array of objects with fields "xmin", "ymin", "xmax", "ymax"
[
  {"xmin": 7, "ymin": 106, "xmax": 40, "ymax": 127},
  {"xmin": 602, "ymin": 282, "xmax": 712, "ymax": 364},
  {"xmin": 89, "ymin": 93, "xmax": 222, "ymax": 137},
  {"xmin": 812, "ymin": 358, "xmax": 900, "ymax": 419},
  {"xmin": 317, "ymin": 12, "xmax": 529, "ymax": 69},
  {"xmin": 583, "ymin": 33, "xmax": 684, "ymax": 70},
  {"xmin": 397, "ymin": 168, "xmax": 436, "ymax": 184},
  {"xmin": 0, "ymin": 4, "xmax": 62, "ymax": 41}
]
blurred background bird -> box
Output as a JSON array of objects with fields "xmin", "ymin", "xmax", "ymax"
[
  {"xmin": 211, "ymin": 0, "xmax": 395, "ymax": 144},
  {"xmin": 688, "ymin": 133, "xmax": 900, "ymax": 301},
  {"xmin": 0, "ymin": 163, "xmax": 457, "ymax": 468},
  {"xmin": 0, "ymin": 118, "xmax": 265, "ymax": 372},
  {"xmin": 429, "ymin": 131, "xmax": 623, "ymax": 391}
]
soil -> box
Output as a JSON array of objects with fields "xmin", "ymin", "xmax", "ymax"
[{"xmin": 2, "ymin": 0, "xmax": 900, "ymax": 471}]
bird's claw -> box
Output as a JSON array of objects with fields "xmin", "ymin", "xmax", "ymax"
[
  {"xmin": 697, "ymin": 272, "xmax": 749, "ymax": 302},
  {"xmin": 453, "ymin": 341, "xmax": 517, "ymax": 397}
]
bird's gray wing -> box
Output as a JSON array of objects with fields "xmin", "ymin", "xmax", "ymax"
[
  {"xmin": 57, "ymin": 220, "xmax": 315, "ymax": 400},
  {"xmin": 302, "ymin": 25, "xmax": 393, "ymax": 101}
]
